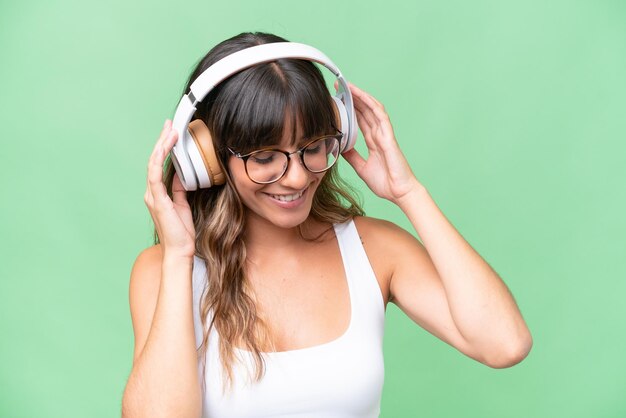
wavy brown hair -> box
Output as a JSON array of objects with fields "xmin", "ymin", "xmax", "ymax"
[{"xmin": 154, "ymin": 32, "xmax": 364, "ymax": 395}]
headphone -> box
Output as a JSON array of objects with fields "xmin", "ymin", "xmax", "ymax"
[{"xmin": 169, "ymin": 42, "xmax": 357, "ymax": 191}]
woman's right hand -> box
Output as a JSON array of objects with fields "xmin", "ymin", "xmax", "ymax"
[{"xmin": 144, "ymin": 119, "xmax": 196, "ymax": 259}]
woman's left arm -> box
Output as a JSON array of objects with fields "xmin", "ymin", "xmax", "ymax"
[{"xmin": 343, "ymin": 83, "xmax": 533, "ymax": 368}]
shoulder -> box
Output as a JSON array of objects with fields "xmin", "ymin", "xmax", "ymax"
[
  {"xmin": 132, "ymin": 243, "xmax": 163, "ymax": 267},
  {"xmin": 353, "ymin": 215, "xmax": 400, "ymax": 232},
  {"xmin": 128, "ymin": 244, "xmax": 163, "ymax": 362},
  {"xmin": 351, "ymin": 215, "xmax": 420, "ymax": 289},
  {"xmin": 130, "ymin": 244, "xmax": 163, "ymax": 289},
  {"xmin": 352, "ymin": 215, "xmax": 416, "ymax": 246}
]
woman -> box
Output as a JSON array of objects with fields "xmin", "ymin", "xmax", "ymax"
[{"xmin": 122, "ymin": 32, "xmax": 532, "ymax": 417}]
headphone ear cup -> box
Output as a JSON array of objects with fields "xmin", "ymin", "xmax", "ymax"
[
  {"xmin": 331, "ymin": 96, "xmax": 350, "ymax": 152},
  {"xmin": 188, "ymin": 119, "xmax": 226, "ymax": 187}
]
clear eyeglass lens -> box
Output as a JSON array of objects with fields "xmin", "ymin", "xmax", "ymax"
[
  {"xmin": 302, "ymin": 136, "xmax": 340, "ymax": 172},
  {"xmin": 246, "ymin": 151, "xmax": 288, "ymax": 183},
  {"xmin": 245, "ymin": 136, "xmax": 340, "ymax": 183}
]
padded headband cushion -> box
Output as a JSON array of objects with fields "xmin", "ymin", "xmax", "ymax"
[{"xmin": 188, "ymin": 119, "xmax": 225, "ymax": 186}]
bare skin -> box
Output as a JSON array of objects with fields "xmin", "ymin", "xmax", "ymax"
[{"xmin": 122, "ymin": 82, "xmax": 532, "ymax": 417}]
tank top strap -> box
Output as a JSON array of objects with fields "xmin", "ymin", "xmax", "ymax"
[
  {"xmin": 191, "ymin": 255, "xmax": 209, "ymax": 350},
  {"xmin": 333, "ymin": 218, "xmax": 385, "ymax": 341}
]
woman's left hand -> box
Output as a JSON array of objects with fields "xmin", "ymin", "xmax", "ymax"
[{"xmin": 341, "ymin": 82, "xmax": 422, "ymax": 206}]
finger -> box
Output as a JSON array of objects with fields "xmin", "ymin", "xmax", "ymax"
[
  {"xmin": 347, "ymin": 82, "xmax": 374, "ymax": 103},
  {"xmin": 354, "ymin": 107, "xmax": 376, "ymax": 151},
  {"xmin": 349, "ymin": 84, "xmax": 396, "ymax": 149},
  {"xmin": 159, "ymin": 119, "xmax": 173, "ymax": 144},
  {"xmin": 147, "ymin": 146, "xmax": 169, "ymax": 203},
  {"xmin": 350, "ymin": 85, "xmax": 379, "ymax": 129},
  {"xmin": 346, "ymin": 82, "xmax": 382, "ymax": 132},
  {"xmin": 149, "ymin": 120, "xmax": 179, "ymax": 174},
  {"xmin": 148, "ymin": 130, "xmax": 178, "ymax": 205},
  {"xmin": 353, "ymin": 95, "xmax": 377, "ymax": 132},
  {"xmin": 161, "ymin": 126, "xmax": 180, "ymax": 156},
  {"xmin": 348, "ymin": 82, "xmax": 389, "ymax": 124},
  {"xmin": 150, "ymin": 119, "xmax": 173, "ymax": 162},
  {"xmin": 145, "ymin": 121, "xmax": 176, "ymax": 221},
  {"xmin": 354, "ymin": 104, "xmax": 383, "ymax": 154},
  {"xmin": 341, "ymin": 148, "xmax": 367, "ymax": 177},
  {"xmin": 361, "ymin": 95, "xmax": 390, "ymax": 128},
  {"xmin": 356, "ymin": 84, "xmax": 384, "ymax": 108},
  {"xmin": 348, "ymin": 82, "xmax": 378, "ymax": 104},
  {"xmin": 148, "ymin": 127, "xmax": 178, "ymax": 175},
  {"xmin": 147, "ymin": 134, "xmax": 165, "ymax": 186}
]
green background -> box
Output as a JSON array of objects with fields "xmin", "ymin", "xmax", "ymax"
[{"xmin": 1, "ymin": 0, "xmax": 625, "ymax": 416}]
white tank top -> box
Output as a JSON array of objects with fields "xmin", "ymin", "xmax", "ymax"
[{"xmin": 191, "ymin": 219, "xmax": 385, "ymax": 417}]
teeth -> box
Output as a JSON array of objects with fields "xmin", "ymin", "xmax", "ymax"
[{"xmin": 269, "ymin": 190, "xmax": 305, "ymax": 202}]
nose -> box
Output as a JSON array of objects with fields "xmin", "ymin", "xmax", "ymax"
[{"xmin": 280, "ymin": 153, "xmax": 310, "ymax": 190}]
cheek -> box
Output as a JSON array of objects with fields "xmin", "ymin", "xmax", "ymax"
[
  {"xmin": 226, "ymin": 158, "xmax": 244, "ymax": 181},
  {"xmin": 227, "ymin": 159, "xmax": 250, "ymax": 191},
  {"xmin": 312, "ymin": 171, "xmax": 327, "ymax": 190},
  {"xmin": 226, "ymin": 161, "xmax": 266, "ymax": 204}
]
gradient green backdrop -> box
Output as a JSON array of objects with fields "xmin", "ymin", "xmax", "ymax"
[{"xmin": 1, "ymin": 0, "xmax": 625, "ymax": 417}]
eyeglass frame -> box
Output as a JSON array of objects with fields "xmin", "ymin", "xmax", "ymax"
[{"xmin": 226, "ymin": 132, "xmax": 344, "ymax": 184}]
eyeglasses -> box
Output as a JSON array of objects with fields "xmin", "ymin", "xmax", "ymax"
[{"xmin": 227, "ymin": 133, "xmax": 343, "ymax": 184}]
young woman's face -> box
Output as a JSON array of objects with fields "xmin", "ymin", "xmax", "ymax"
[{"xmin": 227, "ymin": 126, "xmax": 327, "ymax": 230}]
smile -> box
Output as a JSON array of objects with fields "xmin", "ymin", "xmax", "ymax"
[{"xmin": 267, "ymin": 189, "xmax": 306, "ymax": 202}]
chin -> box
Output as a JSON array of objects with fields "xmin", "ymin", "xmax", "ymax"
[
  {"xmin": 263, "ymin": 205, "xmax": 313, "ymax": 230},
  {"xmin": 281, "ymin": 214, "xmax": 312, "ymax": 230}
]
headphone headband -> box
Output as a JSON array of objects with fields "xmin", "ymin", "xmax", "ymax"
[{"xmin": 190, "ymin": 43, "xmax": 343, "ymax": 103}]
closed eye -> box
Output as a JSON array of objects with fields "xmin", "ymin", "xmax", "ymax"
[
  {"xmin": 250, "ymin": 151, "xmax": 276, "ymax": 165},
  {"xmin": 304, "ymin": 144, "xmax": 323, "ymax": 154}
]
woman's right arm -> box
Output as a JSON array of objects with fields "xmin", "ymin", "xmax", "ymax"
[{"xmin": 121, "ymin": 120, "xmax": 202, "ymax": 418}]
